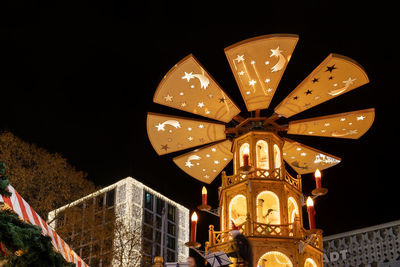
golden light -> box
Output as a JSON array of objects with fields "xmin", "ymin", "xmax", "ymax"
[
  {"xmin": 191, "ymin": 212, "xmax": 198, "ymax": 222},
  {"xmin": 202, "ymin": 186, "xmax": 207, "ymax": 195},
  {"xmin": 314, "ymin": 169, "xmax": 321, "ymax": 179},
  {"xmin": 306, "ymin": 197, "xmax": 314, "ymax": 207},
  {"xmin": 242, "ymin": 145, "xmax": 250, "ymax": 156}
]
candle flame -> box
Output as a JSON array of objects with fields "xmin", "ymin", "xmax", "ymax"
[
  {"xmin": 306, "ymin": 197, "xmax": 314, "ymax": 207},
  {"xmin": 202, "ymin": 186, "xmax": 207, "ymax": 195},
  {"xmin": 243, "ymin": 146, "xmax": 249, "ymax": 155},
  {"xmin": 315, "ymin": 169, "xmax": 321, "ymax": 178},
  {"xmin": 191, "ymin": 212, "xmax": 198, "ymax": 222}
]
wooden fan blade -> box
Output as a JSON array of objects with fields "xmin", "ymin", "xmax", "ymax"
[
  {"xmin": 274, "ymin": 54, "xmax": 369, "ymax": 118},
  {"xmin": 283, "ymin": 138, "xmax": 341, "ymax": 174},
  {"xmin": 153, "ymin": 54, "xmax": 241, "ymax": 123},
  {"xmin": 173, "ymin": 140, "xmax": 233, "ymax": 184},
  {"xmin": 147, "ymin": 113, "xmax": 226, "ymax": 155},
  {"xmin": 287, "ymin": 108, "xmax": 375, "ymax": 139},
  {"xmin": 224, "ymin": 34, "xmax": 299, "ymax": 111}
]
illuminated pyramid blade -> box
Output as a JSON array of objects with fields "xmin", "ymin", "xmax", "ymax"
[
  {"xmin": 153, "ymin": 54, "xmax": 241, "ymax": 123},
  {"xmin": 147, "ymin": 113, "xmax": 226, "ymax": 155},
  {"xmin": 283, "ymin": 138, "xmax": 341, "ymax": 174},
  {"xmin": 173, "ymin": 140, "xmax": 233, "ymax": 184},
  {"xmin": 224, "ymin": 34, "xmax": 299, "ymax": 111},
  {"xmin": 287, "ymin": 108, "xmax": 375, "ymax": 139},
  {"xmin": 274, "ymin": 53, "xmax": 369, "ymax": 118}
]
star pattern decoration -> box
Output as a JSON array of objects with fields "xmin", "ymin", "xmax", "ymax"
[
  {"xmin": 219, "ymin": 97, "xmax": 226, "ymax": 103},
  {"xmin": 161, "ymin": 144, "xmax": 169, "ymax": 151},
  {"xmin": 305, "ymin": 90, "xmax": 312, "ymax": 95},
  {"xmin": 235, "ymin": 54, "xmax": 245, "ymax": 62},
  {"xmin": 325, "ymin": 64, "xmax": 337, "ymax": 73},
  {"xmin": 164, "ymin": 94, "xmax": 173, "ymax": 102},
  {"xmin": 293, "ymin": 96, "xmax": 298, "ymax": 100},
  {"xmin": 249, "ymin": 80, "xmax": 257, "ymax": 86},
  {"xmin": 155, "ymin": 123, "xmax": 165, "ymax": 131},
  {"xmin": 328, "ymin": 76, "xmax": 334, "ymax": 80},
  {"xmin": 270, "ymin": 46, "xmax": 283, "ymax": 57},
  {"xmin": 312, "ymin": 78, "xmax": 319, "ymax": 83},
  {"xmin": 182, "ymin": 72, "xmax": 194, "ymax": 82},
  {"xmin": 197, "ymin": 102, "xmax": 205, "ymax": 108},
  {"xmin": 238, "ymin": 71, "xmax": 245, "ymax": 76}
]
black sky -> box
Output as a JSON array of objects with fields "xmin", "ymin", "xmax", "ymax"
[{"xmin": 0, "ymin": 1, "xmax": 398, "ymax": 252}]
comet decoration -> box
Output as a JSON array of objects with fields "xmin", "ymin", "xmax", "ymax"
[
  {"xmin": 270, "ymin": 46, "xmax": 286, "ymax": 72},
  {"xmin": 146, "ymin": 34, "xmax": 374, "ymax": 183}
]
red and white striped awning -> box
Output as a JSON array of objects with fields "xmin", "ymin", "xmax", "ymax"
[{"xmin": 0, "ymin": 184, "xmax": 88, "ymax": 267}]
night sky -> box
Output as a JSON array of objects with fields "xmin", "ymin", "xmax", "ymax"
[{"xmin": 1, "ymin": 1, "xmax": 398, "ymax": 257}]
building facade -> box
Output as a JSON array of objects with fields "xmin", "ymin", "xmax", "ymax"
[
  {"xmin": 323, "ymin": 220, "xmax": 400, "ymax": 267},
  {"xmin": 48, "ymin": 177, "xmax": 189, "ymax": 266}
]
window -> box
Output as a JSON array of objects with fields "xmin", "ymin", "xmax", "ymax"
[
  {"xmin": 256, "ymin": 140, "xmax": 269, "ymax": 170},
  {"xmin": 256, "ymin": 191, "xmax": 280, "ymax": 224},
  {"xmin": 156, "ymin": 198, "xmax": 165, "ymax": 215},
  {"xmin": 144, "ymin": 191, "xmax": 153, "ymax": 211},
  {"xmin": 304, "ymin": 258, "xmax": 317, "ymax": 267},
  {"xmin": 229, "ymin": 194, "xmax": 247, "ymax": 227},
  {"xmin": 167, "ymin": 204, "xmax": 175, "ymax": 222},
  {"xmin": 141, "ymin": 191, "xmax": 178, "ymax": 264},
  {"xmin": 288, "ymin": 197, "xmax": 299, "ymax": 224},
  {"xmin": 257, "ymin": 251, "xmax": 293, "ymax": 266},
  {"xmin": 239, "ymin": 143, "xmax": 250, "ymax": 167},
  {"xmin": 106, "ymin": 189, "xmax": 115, "ymax": 207},
  {"xmin": 274, "ymin": 144, "xmax": 281, "ymax": 168}
]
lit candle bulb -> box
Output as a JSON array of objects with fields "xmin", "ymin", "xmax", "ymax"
[
  {"xmin": 306, "ymin": 197, "xmax": 316, "ymax": 229},
  {"xmin": 190, "ymin": 212, "xmax": 198, "ymax": 242},
  {"xmin": 201, "ymin": 186, "xmax": 207, "ymax": 206},
  {"xmin": 314, "ymin": 169, "xmax": 321, "ymax": 189}
]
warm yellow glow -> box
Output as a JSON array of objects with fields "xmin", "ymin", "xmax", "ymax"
[
  {"xmin": 257, "ymin": 251, "xmax": 293, "ymax": 267},
  {"xmin": 202, "ymin": 186, "xmax": 207, "ymax": 195},
  {"xmin": 229, "ymin": 194, "xmax": 247, "ymax": 226},
  {"xmin": 256, "ymin": 140, "xmax": 269, "ymax": 170},
  {"xmin": 288, "ymin": 197, "xmax": 299, "ymax": 223},
  {"xmin": 306, "ymin": 197, "xmax": 314, "ymax": 207},
  {"xmin": 191, "ymin": 212, "xmax": 198, "ymax": 222},
  {"xmin": 315, "ymin": 169, "xmax": 321, "ymax": 179},
  {"xmin": 304, "ymin": 258, "xmax": 318, "ymax": 267},
  {"xmin": 274, "ymin": 144, "xmax": 281, "ymax": 168},
  {"xmin": 256, "ymin": 191, "xmax": 280, "ymax": 224},
  {"xmin": 239, "ymin": 143, "xmax": 250, "ymax": 167}
]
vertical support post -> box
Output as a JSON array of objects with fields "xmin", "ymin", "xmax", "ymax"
[
  {"xmin": 209, "ymin": 225, "xmax": 215, "ymax": 246},
  {"xmin": 245, "ymin": 213, "xmax": 252, "ymax": 236},
  {"xmin": 257, "ymin": 199, "xmax": 264, "ymax": 223}
]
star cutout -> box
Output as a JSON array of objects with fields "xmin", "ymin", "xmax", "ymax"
[
  {"xmin": 197, "ymin": 102, "xmax": 205, "ymax": 108},
  {"xmin": 270, "ymin": 46, "xmax": 283, "ymax": 57},
  {"xmin": 340, "ymin": 118, "xmax": 346, "ymax": 121},
  {"xmin": 249, "ymin": 80, "xmax": 256, "ymax": 86},
  {"xmin": 328, "ymin": 76, "xmax": 334, "ymax": 80},
  {"xmin": 300, "ymin": 152, "xmax": 307, "ymax": 156},
  {"xmin": 343, "ymin": 77, "xmax": 356, "ymax": 86},
  {"xmin": 199, "ymin": 124, "xmax": 204, "ymax": 128},
  {"xmin": 357, "ymin": 115, "xmax": 365, "ymax": 120},
  {"xmin": 185, "ymin": 161, "xmax": 194, "ymax": 168},
  {"xmin": 155, "ymin": 123, "xmax": 165, "ymax": 131},
  {"xmin": 266, "ymin": 88, "xmax": 273, "ymax": 93},
  {"xmin": 208, "ymin": 94, "xmax": 213, "ymax": 99},
  {"xmin": 161, "ymin": 144, "xmax": 169, "ymax": 151},
  {"xmin": 187, "ymin": 127, "xmax": 192, "ymax": 131},
  {"xmin": 293, "ymin": 96, "xmax": 298, "ymax": 100},
  {"xmin": 181, "ymin": 102, "xmax": 187, "ymax": 107},
  {"xmin": 348, "ymin": 129, "xmax": 358, "ymax": 135},
  {"xmin": 214, "ymin": 160, "xmax": 220, "ymax": 164},
  {"xmin": 199, "ymin": 138, "xmax": 205, "ymax": 143},
  {"xmin": 211, "ymin": 148, "xmax": 216, "ymax": 152},
  {"xmin": 325, "ymin": 64, "xmax": 337, "ymax": 73},
  {"xmin": 246, "ymin": 91, "xmax": 251, "ymax": 95},
  {"xmin": 219, "ymin": 97, "xmax": 226, "ymax": 103},
  {"xmin": 203, "ymin": 174, "xmax": 210, "ymax": 179},
  {"xmin": 182, "ymin": 72, "xmax": 194, "ymax": 82},
  {"xmin": 234, "ymin": 54, "xmax": 245, "ymax": 62},
  {"xmin": 324, "ymin": 123, "xmax": 330, "ymax": 126},
  {"xmin": 164, "ymin": 94, "xmax": 173, "ymax": 102},
  {"xmin": 312, "ymin": 78, "xmax": 319, "ymax": 83},
  {"xmin": 238, "ymin": 71, "xmax": 245, "ymax": 76},
  {"xmin": 265, "ymin": 61, "xmax": 270, "ymax": 65},
  {"xmin": 265, "ymin": 78, "xmax": 270, "ymax": 83},
  {"xmin": 250, "ymin": 60, "xmax": 256, "ymax": 64},
  {"xmin": 206, "ymin": 154, "xmax": 210, "ymax": 157},
  {"xmin": 188, "ymin": 136, "xmax": 193, "ymax": 141},
  {"xmin": 305, "ymin": 90, "xmax": 312, "ymax": 95}
]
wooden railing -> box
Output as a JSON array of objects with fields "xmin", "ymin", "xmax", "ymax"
[
  {"xmin": 221, "ymin": 169, "xmax": 301, "ymax": 191},
  {"xmin": 207, "ymin": 216, "xmax": 322, "ymax": 251}
]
